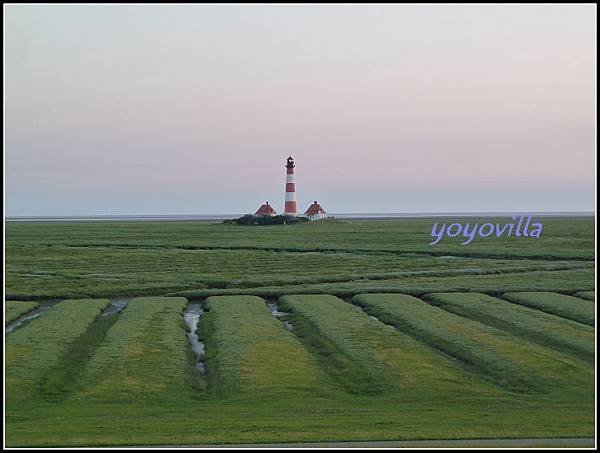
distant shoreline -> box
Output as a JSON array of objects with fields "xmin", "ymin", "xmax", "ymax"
[{"xmin": 5, "ymin": 212, "xmax": 595, "ymax": 222}]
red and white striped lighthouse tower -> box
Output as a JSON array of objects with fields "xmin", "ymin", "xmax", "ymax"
[{"xmin": 284, "ymin": 155, "xmax": 297, "ymax": 215}]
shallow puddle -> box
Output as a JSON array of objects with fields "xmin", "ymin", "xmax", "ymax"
[
  {"xmin": 102, "ymin": 297, "xmax": 130, "ymax": 316},
  {"xmin": 183, "ymin": 303, "xmax": 206, "ymax": 373},
  {"xmin": 367, "ymin": 313, "xmax": 395, "ymax": 329},
  {"xmin": 5, "ymin": 300, "xmax": 62, "ymax": 335},
  {"xmin": 267, "ymin": 302, "xmax": 294, "ymax": 330}
]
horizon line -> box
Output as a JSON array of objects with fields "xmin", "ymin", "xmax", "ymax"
[{"xmin": 5, "ymin": 210, "xmax": 596, "ymax": 222}]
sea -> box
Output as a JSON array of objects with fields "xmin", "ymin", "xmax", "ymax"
[{"xmin": 5, "ymin": 212, "xmax": 595, "ymax": 222}]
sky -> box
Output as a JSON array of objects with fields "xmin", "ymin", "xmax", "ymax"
[{"xmin": 4, "ymin": 4, "xmax": 597, "ymax": 215}]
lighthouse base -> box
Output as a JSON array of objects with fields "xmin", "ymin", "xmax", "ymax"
[{"xmin": 284, "ymin": 201, "xmax": 297, "ymax": 216}]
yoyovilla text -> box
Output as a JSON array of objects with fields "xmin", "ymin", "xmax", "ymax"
[{"xmin": 430, "ymin": 215, "xmax": 543, "ymax": 246}]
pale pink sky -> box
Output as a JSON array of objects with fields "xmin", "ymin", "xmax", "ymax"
[{"xmin": 5, "ymin": 4, "xmax": 596, "ymax": 215}]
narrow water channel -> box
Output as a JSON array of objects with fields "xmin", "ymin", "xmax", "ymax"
[
  {"xmin": 5, "ymin": 300, "xmax": 62, "ymax": 335},
  {"xmin": 102, "ymin": 297, "xmax": 130, "ymax": 316},
  {"xmin": 344, "ymin": 298, "xmax": 395, "ymax": 329},
  {"xmin": 267, "ymin": 302, "xmax": 294, "ymax": 330},
  {"xmin": 183, "ymin": 303, "xmax": 206, "ymax": 373},
  {"xmin": 367, "ymin": 314, "xmax": 394, "ymax": 328}
]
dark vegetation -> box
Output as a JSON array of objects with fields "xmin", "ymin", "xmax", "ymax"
[{"xmin": 223, "ymin": 214, "xmax": 310, "ymax": 225}]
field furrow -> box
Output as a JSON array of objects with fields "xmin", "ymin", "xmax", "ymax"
[
  {"xmin": 352, "ymin": 293, "xmax": 594, "ymax": 395},
  {"xmin": 502, "ymin": 292, "xmax": 595, "ymax": 326},
  {"xmin": 279, "ymin": 294, "xmax": 503, "ymax": 399},
  {"xmin": 6, "ymin": 299, "xmax": 110, "ymax": 401},
  {"xmin": 425, "ymin": 293, "xmax": 595, "ymax": 363},
  {"xmin": 76, "ymin": 297, "xmax": 197, "ymax": 402},
  {"xmin": 201, "ymin": 295, "xmax": 333, "ymax": 397}
]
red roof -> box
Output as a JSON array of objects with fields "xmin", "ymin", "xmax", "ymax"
[
  {"xmin": 255, "ymin": 202, "xmax": 277, "ymax": 216},
  {"xmin": 305, "ymin": 201, "xmax": 326, "ymax": 215}
]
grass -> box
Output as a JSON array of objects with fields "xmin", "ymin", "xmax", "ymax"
[
  {"xmin": 76, "ymin": 297, "xmax": 199, "ymax": 402},
  {"xmin": 352, "ymin": 293, "xmax": 594, "ymax": 395},
  {"xmin": 5, "ymin": 217, "xmax": 594, "ymax": 299},
  {"xmin": 5, "ymin": 217, "xmax": 595, "ymax": 259},
  {"xmin": 5, "ymin": 397, "xmax": 596, "ymax": 447},
  {"xmin": 3, "ymin": 217, "xmax": 596, "ymax": 446},
  {"xmin": 174, "ymin": 267, "xmax": 595, "ymax": 298},
  {"xmin": 6, "ymin": 298, "xmax": 110, "ymax": 401},
  {"xmin": 40, "ymin": 313, "xmax": 121, "ymax": 401},
  {"xmin": 277, "ymin": 295, "xmax": 392, "ymax": 395},
  {"xmin": 574, "ymin": 291, "xmax": 595, "ymax": 301},
  {"xmin": 5, "ymin": 300, "xmax": 39, "ymax": 325},
  {"xmin": 502, "ymin": 292, "xmax": 595, "ymax": 326},
  {"xmin": 424, "ymin": 293, "xmax": 595, "ymax": 363},
  {"xmin": 278, "ymin": 294, "xmax": 503, "ymax": 399},
  {"xmin": 201, "ymin": 295, "xmax": 333, "ymax": 398}
]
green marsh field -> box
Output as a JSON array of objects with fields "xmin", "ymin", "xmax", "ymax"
[
  {"xmin": 5, "ymin": 301, "xmax": 39, "ymax": 325},
  {"xmin": 4, "ymin": 217, "xmax": 596, "ymax": 446}
]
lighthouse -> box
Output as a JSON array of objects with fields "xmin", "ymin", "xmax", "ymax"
[{"xmin": 284, "ymin": 155, "xmax": 298, "ymax": 215}]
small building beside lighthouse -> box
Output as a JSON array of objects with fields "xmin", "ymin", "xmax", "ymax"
[
  {"xmin": 249, "ymin": 157, "xmax": 331, "ymax": 221},
  {"xmin": 255, "ymin": 201, "xmax": 277, "ymax": 216},
  {"xmin": 305, "ymin": 201, "xmax": 327, "ymax": 221}
]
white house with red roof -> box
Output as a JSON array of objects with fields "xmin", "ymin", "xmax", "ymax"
[
  {"xmin": 255, "ymin": 201, "xmax": 277, "ymax": 216},
  {"xmin": 304, "ymin": 201, "xmax": 327, "ymax": 221}
]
